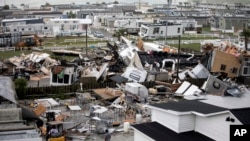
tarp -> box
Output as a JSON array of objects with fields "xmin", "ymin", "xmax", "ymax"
[{"xmin": 0, "ymin": 76, "xmax": 17, "ymax": 104}]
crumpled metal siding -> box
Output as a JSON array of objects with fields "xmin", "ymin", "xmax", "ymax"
[{"xmin": 0, "ymin": 76, "xmax": 17, "ymax": 104}]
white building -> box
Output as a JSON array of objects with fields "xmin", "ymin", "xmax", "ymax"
[
  {"xmin": 157, "ymin": 17, "xmax": 200, "ymax": 34},
  {"xmin": 2, "ymin": 18, "xmax": 52, "ymax": 36},
  {"xmin": 132, "ymin": 88, "xmax": 250, "ymax": 141},
  {"xmin": 114, "ymin": 19, "xmax": 152, "ymax": 34},
  {"xmin": 50, "ymin": 66, "xmax": 77, "ymax": 86},
  {"xmin": 47, "ymin": 18, "xmax": 92, "ymax": 36},
  {"xmin": 139, "ymin": 22, "xmax": 183, "ymax": 40}
]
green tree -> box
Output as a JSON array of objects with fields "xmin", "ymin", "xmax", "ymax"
[
  {"xmin": 114, "ymin": 1, "xmax": 119, "ymax": 4},
  {"xmin": 3, "ymin": 5, "xmax": 10, "ymax": 10},
  {"xmin": 67, "ymin": 11, "xmax": 76, "ymax": 18},
  {"xmin": 184, "ymin": 2, "xmax": 189, "ymax": 7},
  {"xmin": 102, "ymin": 2, "xmax": 106, "ymax": 5},
  {"xmin": 15, "ymin": 78, "xmax": 27, "ymax": 96},
  {"xmin": 113, "ymin": 28, "xmax": 127, "ymax": 41},
  {"xmin": 240, "ymin": 29, "xmax": 250, "ymax": 51},
  {"xmin": 45, "ymin": 2, "xmax": 51, "ymax": 6}
]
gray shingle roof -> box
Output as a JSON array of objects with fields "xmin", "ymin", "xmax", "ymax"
[
  {"xmin": 230, "ymin": 108, "xmax": 250, "ymax": 125},
  {"xmin": 150, "ymin": 100, "xmax": 227, "ymax": 115},
  {"xmin": 132, "ymin": 122, "xmax": 214, "ymax": 141}
]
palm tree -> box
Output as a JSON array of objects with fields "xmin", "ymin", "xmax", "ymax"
[{"xmin": 240, "ymin": 29, "xmax": 250, "ymax": 51}]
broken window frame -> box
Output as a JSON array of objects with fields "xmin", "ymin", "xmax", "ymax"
[
  {"xmin": 153, "ymin": 27, "xmax": 160, "ymax": 34},
  {"xmin": 242, "ymin": 66, "xmax": 250, "ymax": 75},
  {"xmin": 220, "ymin": 64, "xmax": 226, "ymax": 71},
  {"xmin": 231, "ymin": 67, "xmax": 238, "ymax": 74}
]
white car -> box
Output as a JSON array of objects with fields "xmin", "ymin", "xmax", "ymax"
[{"xmin": 93, "ymin": 31, "xmax": 104, "ymax": 38}]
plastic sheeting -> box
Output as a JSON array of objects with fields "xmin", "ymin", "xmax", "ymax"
[{"xmin": 0, "ymin": 76, "xmax": 17, "ymax": 104}]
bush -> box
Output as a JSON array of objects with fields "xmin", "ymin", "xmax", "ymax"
[{"xmin": 15, "ymin": 78, "xmax": 28, "ymax": 97}]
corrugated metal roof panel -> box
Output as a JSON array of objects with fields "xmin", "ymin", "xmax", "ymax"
[{"xmin": 0, "ymin": 76, "xmax": 17, "ymax": 104}]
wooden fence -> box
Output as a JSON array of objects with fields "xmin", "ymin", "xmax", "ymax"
[{"xmin": 16, "ymin": 79, "xmax": 206, "ymax": 99}]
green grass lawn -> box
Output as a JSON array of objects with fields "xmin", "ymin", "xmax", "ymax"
[
  {"xmin": 170, "ymin": 43, "xmax": 201, "ymax": 51},
  {"xmin": 0, "ymin": 50, "xmax": 33, "ymax": 60},
  {"xmin": 0, "ymin": 34, "xmax": 202, "ymax": 61},
  {"xmin": 43, "ymin": 36, "xmax": 107, "ymax": 47},
  {"xmin": 0, "ymin": 50, "xmax": 78, "ymax": 61},
  {"xmin": 202, "ymin": 27, "xmax": 211, "ymax": 32}
]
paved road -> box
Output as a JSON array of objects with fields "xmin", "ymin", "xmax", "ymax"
[{"xmin": 90, "ymin": 27, "xmax": 117, "ymax": 40}]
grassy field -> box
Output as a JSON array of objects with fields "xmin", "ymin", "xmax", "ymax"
[
  {"xmin": 43, "ymin": 36, "xmax": 107, "ymax": 47},
  {"xmin": 0, "ymin": 42, "xmax": 201, "ymax": 61},
  {"xmin": 0, "ymin": 50, "xmax": 78, "ymax": 61},
  {"xmin": 170, "ymin": 43, "xmax": 201, "ymax": 51},
  {"xmin": 0, "ymin": 50, "xmax": 34, "ymax": 60},
  {"xmin": 0, "ymin": 34, "xmax": 202, "ymax": 60}
]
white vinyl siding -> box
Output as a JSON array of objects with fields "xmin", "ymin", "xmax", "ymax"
[
  {"xmin": 151, "ymin": 108, "xmax": 195, "ymax": 133},
  {"xmin": 139, "ymin": 24, "xmax": 182, "ymax": 39},
  {"xmin": 151, "ymin": 109, "xmax": 180, "ymax": 133},
  {"xmin": 179, "ymin": 114, "xmax": 195, "ymax": 132},
  {"xmin": 195, "ymin": 114, "xmax": 230, "ymax": 141},
  {"xmin": 134, "ymin": 129, "xmax": 154, "ymax": 141}
]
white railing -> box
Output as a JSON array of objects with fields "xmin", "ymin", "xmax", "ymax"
[
  {"xmin": 0, "ymin": 47, "xmax": 15, "ymax": 52},
  {"xmin": 182, "ymin": 33, "xmax": 220, "ymax": 38},
  {"xmin": 64, "ymin": 37, "xmax": 113, "ymax": 43},
  {"xmin": 43, "ymin": 43, "xmax": 107, "ymax": 50},
  {"xmin": 155, "ymin": 39, "xmax": 237, "ymax": 45}
]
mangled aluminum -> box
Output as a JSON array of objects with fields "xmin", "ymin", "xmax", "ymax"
[
  {"xmin": 122, "ymin": 67, "xmax": 147, "ymax": 82},
  {"xmin": 173, "ymin": 81, "xmax": 203, "ymax": 100},
  {"xmin": 125, "ymin": 82, "xmax": 148, "ymax": 103},
  {"xmin": 201, "ymin": 75, "xmax": 228, "ymax": 96},
  {"xmin": 8, "ymin": 52, "xmax": 59, "ymax": 74},
  {"xmin": 117, "ymin": 36, "xmax": 141, "ymax": 66},
  {"xmin": 179, "ymin": 63, "xmax": 210, "ymax": 80},
  {"xmin": 81, "ymin": 62, "xmax": 109, "ymax": 81}
]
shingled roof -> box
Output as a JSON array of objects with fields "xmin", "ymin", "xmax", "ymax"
[
  {"xmin": 230, "ymin": 108, "xmax": 250, "ymax": 125},
  {"xmin": 150, "ymin": 100, "xmax": 227, "ymax": 115},
  {"xmin": 132, "ymin": 122, "xmax": 214, "ymax": 141}
]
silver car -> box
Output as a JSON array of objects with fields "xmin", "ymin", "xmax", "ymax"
[{"xmin": 93, "ymin": 31, "xmax": 104, "ymax": 38}]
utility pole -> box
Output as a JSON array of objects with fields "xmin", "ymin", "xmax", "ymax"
[
  {"xmin": 165, "ymin": 21, "xmax": 167, "ymax": 45},
  {"xmin": 85, "ymin": 25, "xmax": 88, "ymax": 56},
  {"xmin": 175, "ymin": 35, "xmax": 181, "ymax": 83},
  {"xmin": 139, "ymin": 0, "xmax": 141, "ymax": 10}
]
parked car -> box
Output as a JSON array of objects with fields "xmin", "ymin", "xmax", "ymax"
[{"xmin": 93, "ymin": 31, "xmax": 104, "ymax": 38}]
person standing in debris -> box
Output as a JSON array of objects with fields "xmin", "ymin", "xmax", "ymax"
[{"xmin": 104, "ymin": 129, "xmax": 111, "ymax": 141}]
